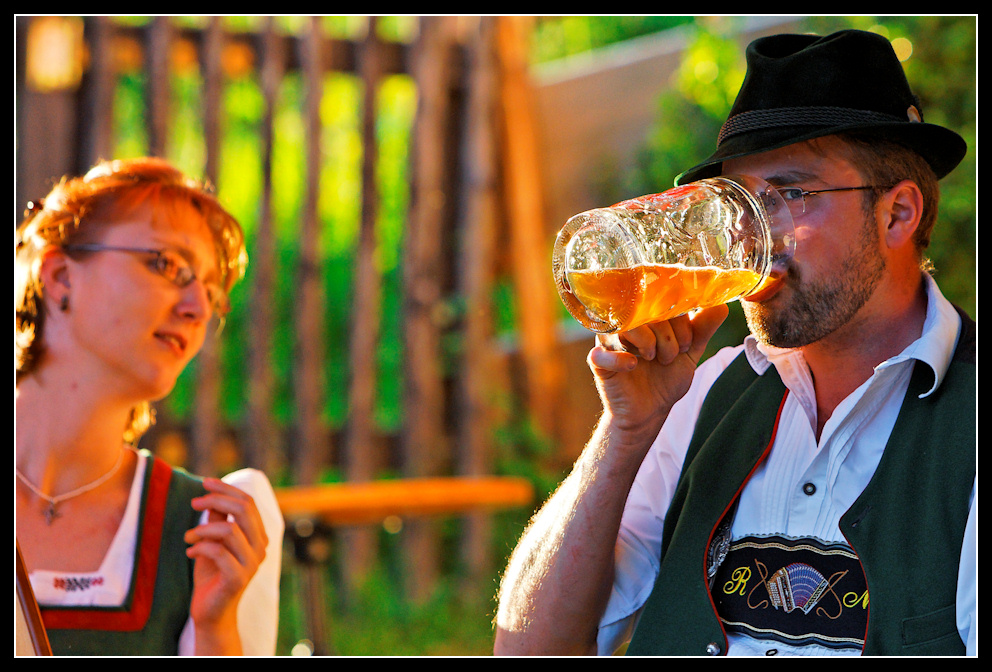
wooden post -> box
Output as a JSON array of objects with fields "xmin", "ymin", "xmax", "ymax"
[
  {"xmin": 294, "ymin": 17, "xmax": 329, "ymax": 485},
  {"xmin": 339, "ymin": 15, "xmax": 385, "ymax": 601},
  {"xmin": 77, "ymin": 16, "xmax": 115, "ymax": 169},
  {"xmin": 244, "ymin": 18, "xmax": 284, "ymax": 476},
  {"xmin": 191, "ymin": 16, "xmax": 224, "ymax": 477},
  {"xmin": 295, "ymin": 16, "xmax": 331, "ymax": 656},
  {"xmin": 145, "ymin": 17, "xmax": 172, "ymax": 158},
  {"xmin": 401, "ymin": 15, "xmax": 461, "ymax": 603},
  {"xmin": 454, "ymin": 15, "xmax": 507, "ymax": 596},
  {"xmin": 494, "ymin": 16, "xmax": 565, "ymax": 444}
]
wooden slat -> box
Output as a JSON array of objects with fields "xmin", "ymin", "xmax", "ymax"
[
  {"xmin": 293, "ymin": 16, "xmax": 328, "ymax": 485},
  {"xmin": 344, "ymin": 18, "xmax": 384, "ymax": 485},
  {"xmin": 403, "ymin": 16, "xmax": 456, "ymax": 478},
  {"xmin": 294, "ymin": 21, "xmax": 332, "ymax": 653},
  {"xmin": 339, "ymin": 15, "xmax": 386, "ymax": 599},
  {"xmin": 244, "ymin": 17, "xmax": 284, "ymax": 476},
  {"xmin": 454, "ymin": 15, "xmax": 506, "ymax": 589},
  {"xmin": 401, "ymin": 15, "xmax": 462, "ymax": 602},
  {"xmin": 144, "ymin": 17, "xmax": 172, "ymax": 157},
  {"xmin": 200, "ymin": 17, "xmax": 223, "ymax": 210},
  {"xmin": 78, "ymin": 16, "xmax": 115, "ymax": 169},
  {"xmin": 191, "ymin": 17, "xmax": 224, "ymax": 476},
  {"xmin": 276, "ymin": 476, "xmax": 534, "ymax": 526},
  {"xmin": 111, "ymin": 22, "xmax": 411, "ymax": 79},
  {"xmin": 495, "ymin": 16, "xmax": 565, "ymax": 443}
]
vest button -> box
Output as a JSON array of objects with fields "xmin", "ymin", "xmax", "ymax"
[
  {"xmin": 705, "ymin": 642, "xmax": 721, "ymax": 655},
  {"xmin": 803, "ymin": 482, "xmax": 817, "ymax": 496}
]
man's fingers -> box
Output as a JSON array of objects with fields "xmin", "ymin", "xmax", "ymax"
[
  {"xmin": 590, "ymin": 303, "xmax": 728, "ymax": 374},
  {"xmin": 686, "ymin": 304, "xmax": 730, "ymax": 362},
  {"xmin": 613, "ymin": 325, "xmax": 657, "ymax": 361},
  {"xmin": 588, "ymin": 344, "xmax": 638, "ymax": 375},
  {"xmin": 643, "ymin": 317, "xmax": 693, "ymax": 365}
]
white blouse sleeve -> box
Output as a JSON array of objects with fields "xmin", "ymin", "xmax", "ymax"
[{"xmin": 178, "ymin": 468, "xmax": 285, "ymax": 656}]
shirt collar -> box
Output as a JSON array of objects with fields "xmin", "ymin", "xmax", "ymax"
[{"xmin": 743, "ymin": 273, "xmax": 962, "ymax": 398}]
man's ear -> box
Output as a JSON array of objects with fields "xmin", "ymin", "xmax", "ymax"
[{"xmin": 878, "ymin": 180, "xmax": 924, "ymax": 250}]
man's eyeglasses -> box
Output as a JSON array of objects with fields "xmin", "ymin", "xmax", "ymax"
[
  {"xmin": 776, "ymin": 185, "xmax": 892, "ymax": 217},
  {"xmin": 63, "ymin": 244, "xmax": 230, "ymax": 319}
]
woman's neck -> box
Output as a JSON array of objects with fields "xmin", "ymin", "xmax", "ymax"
[{"xmin": 15, "ymin": 371, "xmax": 135, "ymax": 494}]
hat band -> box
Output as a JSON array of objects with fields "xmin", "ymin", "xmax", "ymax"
[{"xmin": 718, "ymin": 106, "xmax": 906, "ymax": 146}]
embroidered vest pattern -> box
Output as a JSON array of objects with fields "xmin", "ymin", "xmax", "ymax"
[
  {"xmin": 711, "ymin": 535, "xmax": 869, "ymax": 649},
  {"xmin": 626, "ymin": 308, "xmax": 975, "ymax": 656}
]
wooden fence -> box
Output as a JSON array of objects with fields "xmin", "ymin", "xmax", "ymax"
[
  {"xmin": 17, "ymin": 15, "xmax": 566, "ymax": 632},
  {"xmin": 19, "ymin": 15, "xmax": 845, "ymax": 654}
]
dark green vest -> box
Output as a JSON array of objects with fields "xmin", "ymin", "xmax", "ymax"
[
  {"xmin": 627, "ymin": 309, "xmax": 975, "ymax": 656},
  {"xmin": 42, "ymin": 453, "xmax": 207, "ymax": 655}
]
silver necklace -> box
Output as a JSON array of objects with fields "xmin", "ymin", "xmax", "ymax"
[{"xmin": 16, "ymin": 450, "xmax": 126, "ymax": 525}]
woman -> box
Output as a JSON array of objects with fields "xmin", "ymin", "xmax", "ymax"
[{"xmin": 15, "ymin": 157, "xmax": 283, "ymax": 655}]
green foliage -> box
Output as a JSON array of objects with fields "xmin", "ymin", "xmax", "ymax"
[
  {"xmin": 115, "ymin": 26, "xmax": 419, "ymax": 429},
  {"xmin": 102, "ymin": 16, "xmax": 974, "ymax": 654},
  {"xmin": 276, "ymin": 511, "xmax": 540, "ymax": 656},
  {"xmin": 288, "ymin": 564, "xmax": 497, "ymax": 655},
  {"xmin": 530, "ymin": 16, "xmax": 694, "ymax": 64},
  {"xmin": 672, "ymin": 28, "xmax": 746, "ymax": 120}
]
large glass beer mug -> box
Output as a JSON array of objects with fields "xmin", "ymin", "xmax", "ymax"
[{"xmin": 552, "ymin": 175, "xmax": 796, "ymax": 334}]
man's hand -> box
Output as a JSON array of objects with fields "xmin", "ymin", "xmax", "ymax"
[{"xmin": 588, "ymin": 304, "xmax": 729, "ymax": 442}]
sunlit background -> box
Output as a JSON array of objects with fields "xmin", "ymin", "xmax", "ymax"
[{"xmin": 15, "ymin": 15, "xmax": 976, "ymax": 655}]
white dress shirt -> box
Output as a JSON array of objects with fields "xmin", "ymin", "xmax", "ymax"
[{"xmin": 597, "ymin": 274, "xmax": 976, "ymax": 656}]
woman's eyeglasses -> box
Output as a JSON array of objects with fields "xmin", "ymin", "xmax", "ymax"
[{"xmin": 63, "ymin": 244, "xmax": 230, "ymax": 319}]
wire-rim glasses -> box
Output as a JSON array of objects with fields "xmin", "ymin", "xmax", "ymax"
[
  {"xmin": 62, "ymin": 244, "xmax": 230, "ymax": 320},
  {"xmin": 776, "ymin": 185, "xmax": 893, "ymax": 217}
]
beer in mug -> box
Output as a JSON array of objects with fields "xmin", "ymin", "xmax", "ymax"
[{"xmin": 552, "ymin": 176, "xmax": 795, "ymax": 334}]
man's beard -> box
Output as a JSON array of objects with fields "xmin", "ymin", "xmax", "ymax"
[{"xmin": 743, "ymin": 219, "xmax": 886, "ymax": 349}]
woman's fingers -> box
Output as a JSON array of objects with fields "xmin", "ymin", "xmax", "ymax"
[
  {"xmin": 185, "ymin": 529, "xmax": 249, "ymax": 571},
  {"xmin": 187, "ymin": 480, "xmax": 268, "ymax": 576},
  {"xmin": 190, "ymin": 479, "xmax": 268, "ymax": 554},
  {"xmin": 185, "ymin": 517, "xmax": 253, "ymax": 565}
]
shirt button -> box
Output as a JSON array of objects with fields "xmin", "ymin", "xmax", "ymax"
[
  {"xmin": 803, "ymin": 482, "xmax": 817, "ymax": 496},
  {"xmin": 765, "ymin": 648, "xmax": 779, "ymax": 656},
  {"xmin": 705, "ymin": 642, "xmax": 721, "ymax": 655}
]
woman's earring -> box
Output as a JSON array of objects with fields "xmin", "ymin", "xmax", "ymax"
[{"xmin": 59, "ymin": 295, "xmax": 69, "ymax": 312}]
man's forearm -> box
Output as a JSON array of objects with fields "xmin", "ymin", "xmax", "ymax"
[{"xmin": 493, "ymin": 414, "xmax": 661, "ymax": 655}]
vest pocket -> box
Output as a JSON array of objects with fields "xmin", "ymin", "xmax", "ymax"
[{"xmin": 901, "ymin": 604, "xmax": 958, "ymax": 649}]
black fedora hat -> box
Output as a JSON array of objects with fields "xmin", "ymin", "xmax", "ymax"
[{"xmin": 675, "ymin": 29, "xmax": 967, "ymax": 185}]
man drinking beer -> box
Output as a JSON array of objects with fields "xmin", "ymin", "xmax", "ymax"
[{"xmin": 494, "ymin": 28, "xmax": 975, "ymax": 656}]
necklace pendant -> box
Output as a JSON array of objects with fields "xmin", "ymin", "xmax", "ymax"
[
  {"xmin": 43, "ymin": 502, "xmax": 61, "ymax": 525},
  {"xmin": 16, "ymin": 448, "xmax": 127, "ymax": 527}
]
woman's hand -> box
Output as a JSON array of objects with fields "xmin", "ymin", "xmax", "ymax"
[{"xmin": 185, "ymin": 478, "xmax": 269, "ymax": 655}]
